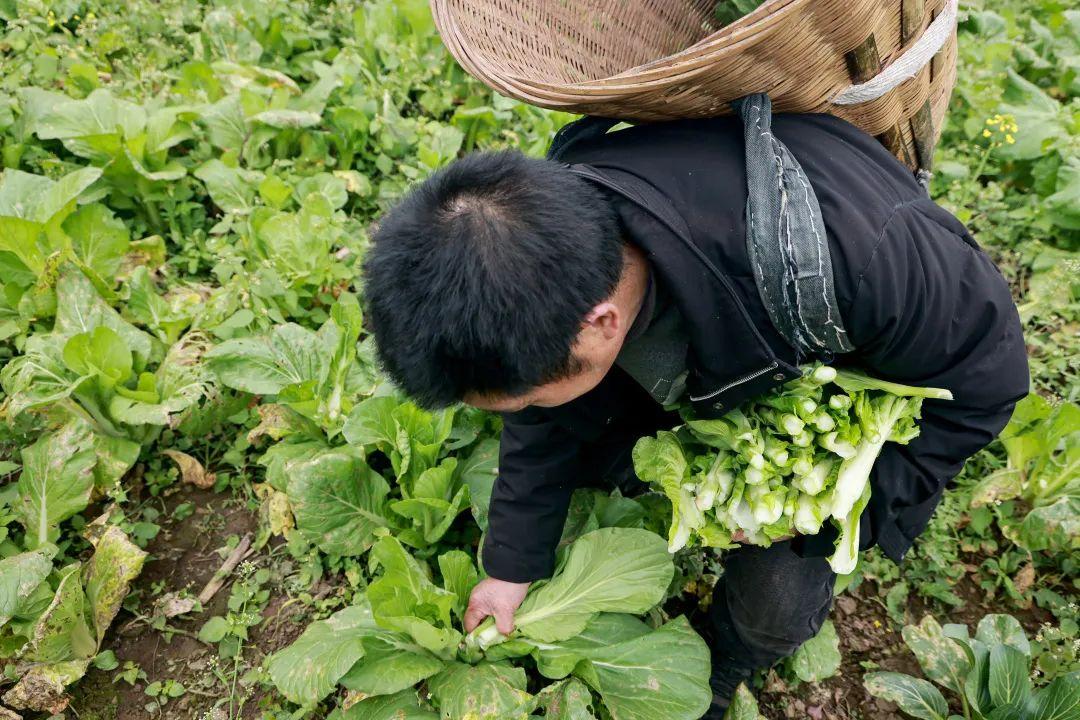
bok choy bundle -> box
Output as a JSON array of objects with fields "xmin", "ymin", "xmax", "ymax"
[{"xmin": 633, "ymin": 366, "xmax": 952, "ymax": 574}]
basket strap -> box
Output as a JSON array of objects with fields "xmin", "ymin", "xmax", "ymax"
[
  {"xmin": 832, "ymin": 0, "xmax": 958, "ymax": 106},
  {"xmin": 546, "ymin": 116, "xmax": 621, "ymax": 160},
  {"xmin": 734, "ymin": 93, "xmax": 853, "ymax": 358}
]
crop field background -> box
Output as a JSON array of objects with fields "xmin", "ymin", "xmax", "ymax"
[{"xmin": 0, "ymin": 1, "xmax": 1076, "ymax": 719}]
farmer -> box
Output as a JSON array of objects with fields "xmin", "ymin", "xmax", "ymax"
[{"xmin": 362, "ymin": 100, "xmax": 1029, "ymax": 715}]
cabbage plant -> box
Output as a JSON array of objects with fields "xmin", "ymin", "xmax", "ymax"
[{"xmin": 266, "ymin": 527, "xmax": 712, "ymax": 720}]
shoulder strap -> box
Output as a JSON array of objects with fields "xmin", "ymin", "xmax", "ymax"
[
  {"xmin": 546, "ymin": 116, "xmax": 621, "ymax": 161},
  {"xmin": 733, "ymin": 93, "xmax": 854, "ymax": 358}
]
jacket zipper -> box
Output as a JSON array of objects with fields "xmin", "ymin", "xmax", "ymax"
[{"xmin": 689, "ymin": 361, "xmax": 779, "ymax": 402}]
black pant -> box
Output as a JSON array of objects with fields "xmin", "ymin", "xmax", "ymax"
[{"xmin": 708, "ymin": 540, "xmax": 835, "ymax": 670}]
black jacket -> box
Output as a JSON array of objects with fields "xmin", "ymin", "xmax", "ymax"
[{"xmin": 482, "ymin": 115, "xmax": 1029, "ymax": 583}]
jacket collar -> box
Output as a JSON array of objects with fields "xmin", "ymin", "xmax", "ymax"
[{"xmin": 566, "ymin": 162, "xmax": 800, "ymax": 415}]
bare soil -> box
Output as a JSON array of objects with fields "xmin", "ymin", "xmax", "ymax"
[{"xmin": 69, "ymin": 486, "xmax": 306, "ymax": 720}]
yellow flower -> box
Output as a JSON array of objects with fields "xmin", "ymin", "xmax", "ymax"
[
  {"xmin": 983, "ymin": 129, "xmax": 992, "ymax": 137},
  {"xmin": 1006, "ymin": 134, "xmax": 1015, "ymax": 144}
]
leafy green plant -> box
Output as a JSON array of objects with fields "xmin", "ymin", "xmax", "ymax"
[
  {"xmin": 0, "ymin": 526, "xmax": 146, "ymax": 713},
  {"xmin": 971, "ymin": 393, "xmax": 1079, "ymax": 551},
  {"xmin": 865, "ymin": 613, "xmax": 1080, "ymax": 720},
  {"xmin": 267, "ymin": 528, "xmax": 712, "ymax": 719}
]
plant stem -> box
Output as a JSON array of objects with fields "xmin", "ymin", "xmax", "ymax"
[{"xmin": 955, "ymin": 144, "xmax": 994, "ymax": 210}]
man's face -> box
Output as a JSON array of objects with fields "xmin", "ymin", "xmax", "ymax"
[{"xmin": 463, "ymin": 301, "xmax": 629, "ymax": 413}]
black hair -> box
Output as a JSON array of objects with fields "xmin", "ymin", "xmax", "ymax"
[{"xmin": 363, "ymin": 150, "xmax": 623, "ymax": 408}]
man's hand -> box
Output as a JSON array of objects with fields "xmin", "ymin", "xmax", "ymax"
[{"xmin": 463, "ymin": 577, "xmax": 531, "ymax": 635}]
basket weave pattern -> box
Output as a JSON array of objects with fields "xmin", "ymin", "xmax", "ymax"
[{"xmin": 432, "ymin": 0, "xmax": 957, "ymax": 171}]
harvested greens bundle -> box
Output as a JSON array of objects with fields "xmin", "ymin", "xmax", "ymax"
[{"xmin": 633, "ymin": 366, "xmax": 952, "ymax": 573}]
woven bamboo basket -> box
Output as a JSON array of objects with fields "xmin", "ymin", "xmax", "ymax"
[{"xmin": 431, "ymin": 0, "xmax": 959, "ymax": 172}]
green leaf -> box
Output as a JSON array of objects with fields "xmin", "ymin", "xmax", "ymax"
[
  {"xmin": 0, "ymin": 339, "xmax": 84, "ymax": 418},
  {"xmin": 29, "ymin": 88, "xmax": 146, "ymax": 161},
  {"xmin": 89, "ymin": 432, "xmax": 140, "ymax": 490},
  {"xmin": 333, "ymin": 689, "xmax": 437, "ymax": 720},
  {"xmin": 108, "ymin": 333, "xmax": 213, "ymax": 427},
  {"xmin": 535, "ymin": 678, "xmax": 597, "ymax": 720},
  {"xmin": 61, "ymin": 203, "xmax": 129, "ymax": 280},
  {"xmin": 531, "ymin": 614, "xmax": 650, "ymax": 679},
  {"xmin": 567, "ymin": 616, "xmax": 712, "ymax": 720},
  {"xmin": 724, "ymin": 684, "xmax": 765, "ymax": 720},
  {"xmin": 965, "ymin": 639, "xmax": 993, "ymax": 717},
  {"xmin": 986, "ymin": 703, "xmax": 1029, "ymax": 720},
  {"xmin": 864, "ymin": 672, "xmax": 949, "ymax": 720},
  {"xmin": 632, "ymin": 431, "xmax": 700, "ymax": 551},
  {"xmin": 267, "ymin": 603, "xmax": 373, "ymax": 704},
  {"xmin": 1029, "ymin": 674, "xmax": 1080, "ymax": 720},
  {"xmin": 92, "ymin": 649, "xmax": 119, "ymax": 671},
  {"xmin": 1044, "ymin": 156, "xmax": 1080, "ymax": 231},
  {"xmin": 426, "ymin": 662, "xmax": 534, "ymax": 720},
  {"xmin": 201, "ymin": 95, "xmax": 247, "ymax": 151},
  {"xmin": 286, "ymin": 447, "xmax": 391, "ymax": 556},
  {"xmin": 63, "ymin": 326, "xmax": 133, "ymax": 387},
  {"xmin": 343, "ymin": 395, "xmax": 399, "ymax": 448},
  {"xmin": 902, "ymin": 615, "xmax": 973, "ymax": 694},
  {"xmin": 198, "ymin": 616, "xmax": 229, "ymax": 644},
  {"xmin": 251, "ymin": 201, "xmax": 336, "ymax": 283},
  {"xmin": 0, "ymin": 167, "xmax": 103, "ymax": 273},
  {"xmin": 0, "ymin": 167, "xmax": 103, "ymax": 226},
  {"xmin": 791, "ymin": 619, "xmax": 841, "ymax": 682},
  {"xmin": 252, "ymin": 109, "xmax": 323, "ymax": 128},
  {"xmin": 458, "ymin": 438, "xmax": 498, "ymax": 531},
  {"xmin": 26, "ymin": 564, "xmax": 97, "ymax": 663},
  {"xmin": 1010, "ymin": 498, "xmax": 1080, "ymax": 552},
  {"xmin": 976, "ymin": 615, "xmax": 1031, "ymax": 656},
  {"xmin": 124, "ymin": 267, "xmax": 197, "ymax": 345},
  {"xmin": 338, "ymin": 636, "xmax": 443, "ymax": 698},
  {"xmin": 437, "ymin": 550, "xmax": 477, "ymax": 622},
  {"xmin": 510, "ymin": 528, "xmax": 673, "ymax": 643},
  {"xmin": 207, "ymin": 322, "xmax": 326, "ymax": 395},
  {"xmin": 0, "ymin": 548, "xmax": 53, "ymax": 626},
  {"xmin": 997, "ymin": 69, "xmax": 1066, "ymax": 161},
  {"xmin": 391, "ymin": 459, "xmax": 469, "ymax": 546},
  {"xmin": 194, "ymin": 159, "xmax": 258, "ymax": 214},
  {"xmin": 53, "ymin": 266, "xmax": 154, "ymax": 360},
  {"xmin": 988, "ymin": 644, "xmax": 1032, "ymax": 708},
  {"xmin": 18, "ymin": 422, "xmax": 97, "ymax": 548},
  {"xmin": 367, "ymin": 536, "xmax": 461, "ymax": 654},
  {"xmin": 82, "ymin": 526, "xmax": 147, "ymax": 644}
]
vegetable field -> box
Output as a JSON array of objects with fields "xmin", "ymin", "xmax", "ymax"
[{"xmin": 0, "ymin": 1, "xmax": 1076, "ymax": 719}]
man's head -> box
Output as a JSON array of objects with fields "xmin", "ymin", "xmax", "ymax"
[{"xmin": 364, "ymin": 150, "xmax": 646, "ymax": 411}]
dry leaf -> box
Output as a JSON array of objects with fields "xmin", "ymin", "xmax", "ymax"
[
  {"xmin": 163, "ymin": 450, "xmax": 216, "ymax": 489},
  {"xmin": 1014, "ymin": 562, "xmax": 1035, "ymax": 596},
  {"xmin": 155, "ymin": 592, "xmax": 199, "ymax": 619}
]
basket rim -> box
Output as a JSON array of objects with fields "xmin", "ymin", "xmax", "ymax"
[{"xmin": 431, "ymin": 0, "xmax": 881, "ymax": 93}]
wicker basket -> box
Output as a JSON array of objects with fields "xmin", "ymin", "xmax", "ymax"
[{"xmin": 431, "ymin": 0, "xmax": 959, "ymax": 172}]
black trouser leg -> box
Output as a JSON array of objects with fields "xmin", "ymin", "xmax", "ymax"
[{"xmin": 707, "ymin": 540, "xmax": 836, "ymax": 702}]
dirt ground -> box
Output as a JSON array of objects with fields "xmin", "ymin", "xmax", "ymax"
[
  {"xmin": 756, "ymin": 573, "xmax": 1054, "ymax": 720},
  {"xmin": 69, "ymin": 487, "xmax": 306, "ymax": 720},
  {"xmin": 66, "ymin": 485, "xmax": 1056, "ymax": 720}
]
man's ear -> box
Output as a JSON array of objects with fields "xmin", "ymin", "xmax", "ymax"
[{"xmin": 582, "ymin": 302, "xmax": 621, "ymax": 340}]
